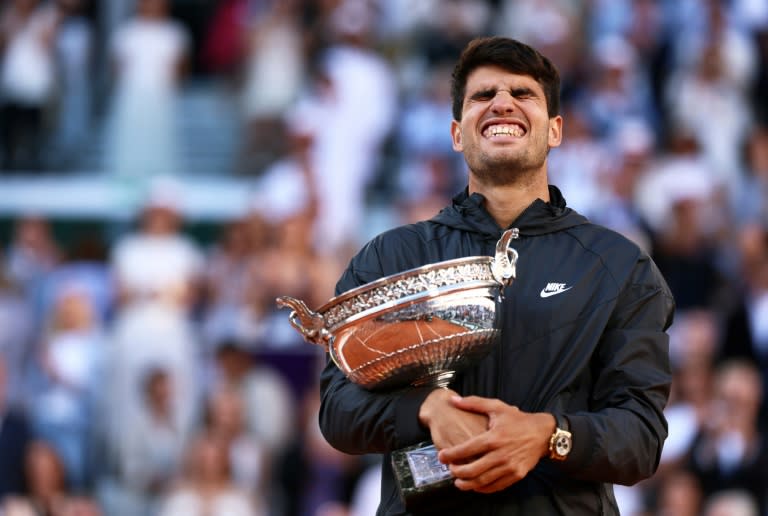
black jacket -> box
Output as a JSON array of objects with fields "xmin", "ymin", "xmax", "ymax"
[{"xmin": 319, "ymin": 186, "xmax": 675, "ymax": 515}]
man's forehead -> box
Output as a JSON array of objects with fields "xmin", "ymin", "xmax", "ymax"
[{"xmin": 465, "ymin": 66, "xmax": 541, "ymax": 91}]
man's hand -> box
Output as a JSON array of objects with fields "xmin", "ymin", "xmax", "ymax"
[
  {"xmin": 437, "ymin": 395, "xmax": 556, "ymax": 494},
  {"xmin": 419, "ymin": 388, "xmax": 488, "ymax": 450}
]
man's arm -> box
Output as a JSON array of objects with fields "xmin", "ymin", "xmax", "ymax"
[
  {"xmin": 317, "ymin": 238, "xmax": 437, "ymax": 454},
  {"xmin": 318, "ymin": 356, "xmax": 435, "ymax": 454},
  {"xmin": 435, "ymin": 256, "xmax": 674, "ymax": 491},
  {"xmin": 558, "ymin": 270, "xmax": 674, "ymax": 485}
]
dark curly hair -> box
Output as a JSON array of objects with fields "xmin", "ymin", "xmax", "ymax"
[{"xmin": 450, "ymin": 37, "xmax": 561, "ymax": 121}]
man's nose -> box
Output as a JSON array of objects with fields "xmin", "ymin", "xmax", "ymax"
[{"xmin": 491, "ymin": 91, "xmax": 516, "ymax": 112}]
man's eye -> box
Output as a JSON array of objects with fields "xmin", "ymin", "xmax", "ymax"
[
  {"xmin": 471, "ymin": 91, "xmax": 495, "ymax": 101},
  {"xmin": 512, "ymin": 89, "xmax": 535, "ymax": 99}
]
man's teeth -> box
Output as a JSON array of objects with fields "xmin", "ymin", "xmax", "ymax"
[{"xmin": 485, "ymin": 125, "xmax": 524, "ymax": 137}]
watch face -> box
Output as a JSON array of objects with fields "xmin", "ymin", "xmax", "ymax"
[{"xmin": 555, "ymin": 434, "xmax": 571, "ymax": 456}]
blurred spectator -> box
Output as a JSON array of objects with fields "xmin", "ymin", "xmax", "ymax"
[
  {"xmin": 200, "ymin": 217, "xmax": 264, "ymax": 352},
  {"xmin": 98, "ymin": 367, "xmax": 186, "ymax": 516},
  {"xmin": 289, "ymin": 0, "xmax": 397, "ymax": 255},
  {"xmin": 228, "ymin": 118, "xmax": 338, "ymax": 350},
  {"xmin": 547, "ymin": 104, "xmax": 610, "ymax": 218},
  {"xmin": 248, "ymin": 115, "xmax": 317, "ymax": 226},
  {"xmin": 238, "ymin": 0, "xmax": 306, "ymax": 173},
  {"xmin": 4, "ymin": 215, "xmax": 61, "ymax": 306},
  {"xmin": 702, "ymin": 489, "xmax": 760, "ymax": 516},
  {"xmin": 731, "ymin": 126, "xmax": 768, "ymax": 226},
  {"xmin": 585, "ymin": 117, "xmax": 655, "ymax": 253},
  {"xmin": 665, "ymin": 310, "xmax": 720, "ymax": 465},
  {"xmin": 670, "ymin": 0, "xmax": 757, "ymax": 94},
  {"xmin": 0, "ymin": 354, "xmax": 33, "ymax": 501},
  {"xmin": 105, "ymin": 0, "xmax": 189, "ymax": 180},
  {"xmin": 494, "ymin": 0, "xmax": 584, "ymax": 89},
  {"xmin": 395, "ymin": 62, "xmax": 464, "ymax": 206},
  {"xmin": 651, "ymin": 193, "xmax": 726, "ymax": 311},
  {"xmin": 209, "ymin": 341, "xmax": 295, "ymax": 461},
  {"xmin": 665, "ymin": 37, "xmax": 753, "ymax": 195},
  {"xmin": 719, "ymin": 223, "xmax": 768, "ymax": 423},
  {"xmin": 587, "ymin": 0, "xmax": 634, "ymax": 41},
  {"xmin": 256, "ymin": 206, "xmax": 346, "ymax": 349},
  {"xmin": 348, "ymin": 458, "xmax": 381, "ymax": 516},
  {"xmin": 1, "ymin": 440, "xmax": 102, "ymax": 516},
  {"xmin": 157, "ymin": 430, "xmax": 259, "ymax": 516},
  {"xmin": 408, "ymin": 0, "xmax": 489, "ymax": 70},
  {"xmin": 651, "ymin": 468, "xmax": 703, "ymax": 516},
  {"xmin": 202, "ymin": 383, "xmax": 268, "ymax": 512},
  {"xmin": 634, "ymin": 132, "xmax": 725, "ymax": 310},
  {"xmin": 686, "ymin": 359, "xmax": 768, "ymax": 514},
  {"xmin": 580, "ymin": 34, "xmax": 658, "ymax": 138},
  {"xmin": 0, "ymin": 265, "xmax": 35, "ymax": 406},
  {"xmin": 103, "ymin": 180, "xmax": 204, "ymax": 509},
  {"xmin": 247, "ymin": 115, "xmax": 317, "ymax": 233},
  {"xmin": 50, "ymin": 0, "xmax": 93, "ymax": 170},
  {"xmin": 616, "ymin": 309, "xmax": 719, "ymax": 516},
  {"xmin": 27, "ymin": 285, "xmax": 105, "ymax": 491},
  {"xmin": 0, "ymin": 0, "xmax": 58, "ymax": 172},
  {"xmin": 200, "ymin": 0, "xmax": 249, "ymax": 79},
  {"xmin": 37, "ymin": 231, "xmax": 113, "ymax": 329},
  {"xmin": 276, "ymin": 388, "xmax": 365, "ymax": 516},
  {"xmin": 625, "ymin": 0, "xmax": 666, "ymax": 62},
  {"xmin": 751, "ymin": 22, "xmax": 768, "ymax": 125}
]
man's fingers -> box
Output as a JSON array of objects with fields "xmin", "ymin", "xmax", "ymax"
[
  {"xmin": 438, "ymin": 435, "xmax": 487, "ymax": 465},
  {"xmin": 452, "ymin": 460, "xmax": 524, "ymax": 493},
  {"xmin": 450, "ymin": 395, "xmax": 502, "ymax": 414},
  {"xmin": 467, "ymin": 473, "xmax": 519, "ymax": 494}
]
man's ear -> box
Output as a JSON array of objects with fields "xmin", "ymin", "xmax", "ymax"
[
  {"xmin": 451, "ymin": 119, "xmax": 463, "ymax": 151},
  {"xmin": 548, "ymin": 115, "xmax": 563, "ymax": 148}
]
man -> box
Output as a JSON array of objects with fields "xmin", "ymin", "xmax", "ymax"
[{"xmin": 319, "ymin": 36, "xmax": 674, "ymax": 515}]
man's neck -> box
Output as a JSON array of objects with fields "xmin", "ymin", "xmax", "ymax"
[{"xmin": 468, "ymin": 174, "xmax": 550, "ymax": 229}]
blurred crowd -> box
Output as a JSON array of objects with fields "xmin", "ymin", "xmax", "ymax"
[{"xmin": 1, "ymin": 0, "xmax": 768, "ymax": 515}]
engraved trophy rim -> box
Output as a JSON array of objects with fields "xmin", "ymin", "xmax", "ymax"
[
  {"xmin": 318, "ymin": 257, "xmax": 498, "ymax": 330},
  {"xmin": 316, "ymin": 255, "xmax": 494, "ymax": 313}
]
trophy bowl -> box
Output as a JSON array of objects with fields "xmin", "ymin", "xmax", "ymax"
[{"xmin": 276, "ymin": 229, "xmax": 519, "ymax": 391}]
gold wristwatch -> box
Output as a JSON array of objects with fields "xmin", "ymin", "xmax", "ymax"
[{"xmin": 548, "ymin": 414, "xmax": 572, "ymax": 461}]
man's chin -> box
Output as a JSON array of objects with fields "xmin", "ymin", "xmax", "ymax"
[{"xmin": 471, "ymin": 161, "xmax": 538, "ymax": 187}]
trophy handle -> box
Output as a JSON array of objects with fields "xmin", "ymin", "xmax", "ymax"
[
  {"xmin": 491, "ymin": 228, "xmax": 519, "ymax": 285},
  {"xmin": 275, "ymin": 296, "xmax": 329, "ymax": 346}
]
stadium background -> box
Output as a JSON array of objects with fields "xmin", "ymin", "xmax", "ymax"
[{"xmin": 0, "ymin": 0, "xmax": 767, "ymax": 515}]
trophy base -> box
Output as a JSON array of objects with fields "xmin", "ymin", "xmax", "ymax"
[{"xmin": 392, "ymin": 440, "xmax": 457, "ymax": 511}]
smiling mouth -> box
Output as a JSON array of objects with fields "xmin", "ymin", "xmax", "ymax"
[{"xmin": 483, "ymin": 123, "xmax": 525, "ymax": 138}]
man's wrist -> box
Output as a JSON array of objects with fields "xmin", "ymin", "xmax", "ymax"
[
  {"xmin": 539, "ymin": 413, "xmax": 558, "ymax": 458},
  {"xmin": 418, "ymin": 387, "xmax": 454, "ymax": 427}
]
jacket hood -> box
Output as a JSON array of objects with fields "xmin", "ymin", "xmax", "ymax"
[{"xmin": 431, "ymin": 184, "xmax": 588, "ymax": 238}]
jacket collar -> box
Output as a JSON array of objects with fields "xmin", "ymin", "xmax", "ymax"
[{"xmin": 432, "ymin": 185, "xmax": 588, "ymax": 239}]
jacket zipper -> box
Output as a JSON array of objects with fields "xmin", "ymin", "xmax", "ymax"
[{"xmin": 497, "ymin": 227, "xmax": 520, "ymax": 395}]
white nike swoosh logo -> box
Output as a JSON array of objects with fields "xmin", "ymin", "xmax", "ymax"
[{"xmin": 540, "ymin": 286, "xmax": 572, "ymax": 298}]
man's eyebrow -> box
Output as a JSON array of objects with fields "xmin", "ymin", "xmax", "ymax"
[
  {"xmin": 509, "ymin": 86, "xmax": 536, "ymax": 97},
  {"xmin": 468, "ymin": 86, "xmax": 537, "ymax": 99},
  {"xmin": 468, "ymin": 88, "xmax": 497, "ymax": 99}
]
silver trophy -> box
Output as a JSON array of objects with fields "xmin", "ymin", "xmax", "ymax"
[{"xmin": 276, "ymin": 228, "xmax": 519, "ymax": 509}]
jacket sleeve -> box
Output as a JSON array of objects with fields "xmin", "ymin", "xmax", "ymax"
[
  {"xmin": 559, "ymin": 255, "xmax": 674, "ymax": 485},
  {"xmin": 317, "ymin": 239, "xmax": 435, "ymax": 454}
]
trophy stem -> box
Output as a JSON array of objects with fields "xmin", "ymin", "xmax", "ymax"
[{"xmin": 411, "ymin": 370, "xmax": 455, "ymax": 389}]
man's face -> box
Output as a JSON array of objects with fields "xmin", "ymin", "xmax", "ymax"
[{"xmin": 451, "ymin": 66, "xmax": 562, "ymax": 186}]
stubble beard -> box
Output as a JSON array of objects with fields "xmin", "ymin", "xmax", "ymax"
[{"xmin": 465, "ymin": 144, "xmax": 548, "ymax": 188}]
